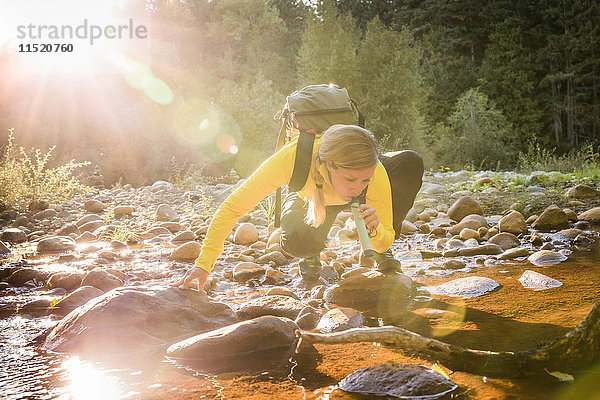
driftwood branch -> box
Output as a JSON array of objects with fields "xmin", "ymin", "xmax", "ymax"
[{"xmin": 297, "ymin": 299, "xmax": 600, "ymax": 378}]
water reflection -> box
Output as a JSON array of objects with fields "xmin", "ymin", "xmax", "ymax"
[{"xmin": 59, "ymin": 357, "xmax": 124, "ymax": 400}]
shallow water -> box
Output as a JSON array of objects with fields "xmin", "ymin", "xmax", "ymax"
[{"xmin": 2, "ymin": 238, "xmax": 600, "ymax": 399}]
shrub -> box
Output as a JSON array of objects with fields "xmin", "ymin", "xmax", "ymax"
[{"xmin": 0, "ymin": 129, "xmax": 91, "ymax": 209}]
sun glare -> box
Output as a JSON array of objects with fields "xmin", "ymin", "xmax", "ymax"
[{"xmin": 60, "ymin": 356, "xmax": 123, "ymax": 400}]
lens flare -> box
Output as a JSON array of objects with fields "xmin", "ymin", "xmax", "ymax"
[
  {"xmin": 61, "ymin": 356, "xmax": 123, "ymax": 400},
  {"xmin": 217, "ymin": 134, "xmax": 238, "ymax": 154}
]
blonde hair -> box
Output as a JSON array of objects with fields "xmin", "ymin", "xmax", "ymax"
[{"xmin": 306, "ymin": 124, "xmax": 378, "ymax": 227}]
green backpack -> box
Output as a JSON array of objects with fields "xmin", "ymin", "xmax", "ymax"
[{"xmin": 273, "ymin": 84, "xmax": 364, "ymax": 227}]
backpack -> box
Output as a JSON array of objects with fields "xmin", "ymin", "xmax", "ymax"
[{"xmin": 272, "ymin": 84, "xmax": 364, "ymax": 227}]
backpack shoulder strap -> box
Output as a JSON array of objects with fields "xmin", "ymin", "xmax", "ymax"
[{"xmin": 288, "ymin": 131, "xmax": 316, "ymax": 192}]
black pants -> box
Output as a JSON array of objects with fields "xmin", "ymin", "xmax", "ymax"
[{"xmin": 280, "ymin": 150, "xmax": 423, "ymax": 259}]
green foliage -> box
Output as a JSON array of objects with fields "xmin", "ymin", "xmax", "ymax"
[
  {"xmin": 429, "ymin": 88, "xmax": 518, "ymax": 170},
  {"xmin": 0, "ymin": 129, "xmax": 91, "ymax": 208},
  {"xmin": 299, "ymin": 2, "xmax": 424, "ymax": 151},
  {"xmin": 106, "ymin": 225, "xmax": 141, "ymax": 243},
  {"xmin": 257, "ymin": 193, "xmax": 277, "ymax": 224}
]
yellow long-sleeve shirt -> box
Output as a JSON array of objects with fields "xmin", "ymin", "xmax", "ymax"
[{"xmin": 194, "ymin": 136, "xmax": 395, "ymax": 273}]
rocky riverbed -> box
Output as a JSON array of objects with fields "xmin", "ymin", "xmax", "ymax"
[{"xmin": 1, "ymin": 169, "xmax": 600, "ymax": 399}]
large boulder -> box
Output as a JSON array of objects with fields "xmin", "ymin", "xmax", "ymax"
[
  {"xmin": 498, "ymin": 210, "xmax": 527, "ymax": 235},
  {"xmin": 81, "ymin": 269, "xmax": 124, "ymax": 292},
  {"xmin": 532, "ymin": 205, "xmax": 569, "ymax": 232},
  {"xmin": 51, "ymin": 286, "xmax": 104, "ymax": 315},
  {"xmin": 447, "ymin": 196, "xmax": 483, "ymax": 222},
  {"xmin": 578, "ymin": 207, "xmax": 600, "ymax": 223},
  {"xmin": 47, "ymin": 271, "xmax": 84, "ymax": 291},
  {"xmin": 43, "ymin": 286, "xmax": 238, "ymax": 362},
  {"xmin": 324, "ymin": 270, "xmax": 413, "ymax": 319},
  {"xmin": 528, "ymin": 250, "xmax": 568, "ymax": 266},
  {"xmin": 167, "ymin": 316, "xmax": 298, "ymax": 374},
  {"xmin": 564, "ymin": 184, "xmax": 598, "ymax": 199},
  {"xmin": 448, "ymin": 214, "xmax": 487, "ymax": 235},
  {"xmin": 488, "ymin": 232, "xmax": 520, "ymax": 250}
]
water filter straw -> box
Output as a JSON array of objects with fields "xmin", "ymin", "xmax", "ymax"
[{"xmin": 350, "ymin": 198, "xmax": 374, "ymax": 258}]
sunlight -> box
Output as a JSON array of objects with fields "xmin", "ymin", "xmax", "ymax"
[{"xmin": 60, "ymin": 356, "xmax": 123, "ymax": 400}]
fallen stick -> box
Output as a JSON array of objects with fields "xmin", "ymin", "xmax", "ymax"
[{"xmin": 297, "ymin": 299, "xmax": 600, "ymax": 378}]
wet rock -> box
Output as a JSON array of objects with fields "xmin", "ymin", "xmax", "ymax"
[
  {"xmin": 236, "ymin": 295, "xmax": 307, "ymax": 320},
  {"xmin": 448, "ymin": 214, "xmax": 487, "ymax": 235},
  {"xmin": 264, "ymin": 267, "xmax": 286, "ymax": 285},
  {"xmin": 324, "ymin": 270, "xmax": 413, "ymax": 319},
  {"xmin": 76, "ymin": 231, "xmax": 97, "ymax": 243},
  {"xmin": 338, "ymin": 363, "xmax": 458, "ymax": 399},
  {"xmin": 295, "ymin": 306, "xmax": 320, "ymax": 330},
  {"xmin": 528, "ymin": 250, "xmax": 568, "ymax": 266},
  {"xmin": 6, "ymin": 268, "xmax": 47, "ymax": 286},
  {"xmin": 76, "ymin": 214, "xmax": 102, "ymax": 227},
  {"xmin": 519, "ymin": 270, "xmax": 563, "ymax": 291},
  {"xmin": 156, "ymin": 204, "xmax": 178, "ymax": 222},
  {"xmin": 457, "ymin": 243, "xmax": 503, "ymax": 256},
  {"xmin": 317, "ymin": 307, "xmax": 364, "ymax": 333},
  {"xmin": 55, "ymin": 224, "xmax": 79, "ymax": 237},
  {"xmin": 32, "ymin": 209, "xmax": 57, "ymax": 220},
  {"xmin": 266, "ymin": 287, "xmax": 298, "ymax": 299},
  {"xmin": 578, "ymin": 207, "xmax": 600, "ymax": 223},
  {"xmin": 233, "ymin": 262, "xmax": 266, "ymax": 282},
  {"xmin": 459, "ymin": 228, "xmax": 479, "ymax": 240},
  {"xmin": 428, "ymin": 276, "xmax": 500, "ymax": 298},
  {"xmin": 497, "ymin": 247, "xmax": 529, "ymax": 260},
  {"xmin": 498, "ymin": 210, "xmax": 527, "ymax": 235},
  {"xmin": 443, "ymin": 259, "xmax": 466, "ymax": 269},
  {"xmin": 255, "ymin": 250, "xmax": 288, "ymax": 266},
  {"xmin": 565, "ymin": 184, "xmax": 598, "ymax": 199},
  {"xmin": 234, "ymin": 223, "xmax": 259, "ymax": 245},
  {"xmin": 488, "ymin": 232, "xmax": 520, "ymax": 250},
  {"xmin": 170, "ymin": 230, "xmax": 195, "ymax": 243},
  {"xmin": 37, "ymin": 236, "xmax": 77, "ymax": 253},
  {"xmin": 400, "ymin": 220, "xmax": 418, "ymax": 234},
  {"xmin": 79, "ymin": 220, "xmax": 106, "ymax": 233},
  {"xmin": 47, "ymin": 271, "xmax": 84, "ymax": 291},
  {"xmin": 1, "ymin": 228, "xmax": 28, "ymax": 243},
  {"xmin": 447, "ymin": 196, "xmax": 483, "ymax": 222},
  {"xmin": 142, "ymin": 226, "xmax": 171, "ymax": 239},
  {"xmin": 0, "ymin": 241, "xmax": 10, "ymax": 254},
  {"xmin": 51, "ymin": 286, "xmax": 105, "ymax": 315},
  {"xmin": 170, "ymin": 241, "xmax": 202, "ymax": 261},
  {"xmin": 532, "ymin": 205, "xmax": 569, "ymax": 232},
  {"xmin": 445, "ymin": 238, "xmax": 466, "ymax": 250},
  {"xmin": 167, "ymin": 316, "xmax": 297, "ymax": 374},
  {"xmin": 43, "ymin": 286, "xmax": 238, "ymax": 361},
  {"xmin": 574, "ymin": 220, "xmax": 591, "ymax": 230},
  {"xmin": 555, "ymin": 228, "xmax": 582, "ymax": 241},
  {"xmin": 84, "ymin": 200, "xmax": 105, "ymax": 213},
  {"xmin": 81, "ymin": 269, "xmax": 124, "ymax": 292}
]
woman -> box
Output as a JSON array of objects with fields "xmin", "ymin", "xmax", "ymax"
[{"xmin": 171, "ymin": 124, "xmax": 423, "ymax": 291}]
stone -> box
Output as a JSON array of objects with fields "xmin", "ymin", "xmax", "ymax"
[
  {"xmin": 76, "ymin": 231, "xmax": 97, "ymax": 243},
  {"xmin": 266, "ymin": 287, "xmax": 298, "ymax": 299},
  {"xmin": 84, "ymin": 200, "xmax": 106, "ymax": 213},
  {"xmin": 170, "ymin": 242, "xmax": 202, "ymax": 261},
  {"xmin": 167, "ymin": 316, "xmax": 297, "ymax": 374},
  {"xmin": 443, "ymin": 259, "xmax": 467, "ymax": 269},
  {"xmin": 81, "ymin": 269, "xmax": 124, "ymax": 292},
  {"xmin": 459, "ymin": 228, "xmax": 479, "ymax": 240},
  {"xmin": 267, "ymin": 228, "xmax": 282, "ymax": 248},
  {"xmin": 255, "ymin": 250, "xmax": 288, "ymax": 266},
  {"xmin": 235, "ymin": 295, "xmax": 307, "ymax": 320},
  {"xmin": 6, "ymin": 268, "xmax": 47, "ymax": 286},
  {"xmin": 156, "ymin": 204, "xmax": 178, "ymax": 222},
  {"xmin": 448, "ymin": 216, "xmax": 488, "ymax": 237},
  {"xmin": 43, "ymin": 286, "xmax": 238, "ymax": 362},
  {"xmin": 32, "ymin": 209, "xmax": 58, "ymax": 220},
  {"xmin": 142, "ymin": 226, "xmax": 172, "ymax": 239},
  {"xmin": 457, "ymin": 243, "xmax": 503, "ymax": 256},
  {"xmin": 55, "ymin": 224, "xmax": 79, "ymax": 237},
  {"xmin": 51, "ymin": 286, "xmax": 104, "ymax": 315},
  {"xmin": 317, "ymin": 307, "xmax": 364, "ymax": 333},
  {"xmin": 78, "ymin": 220, "xmax": 106, "ymax": 233},
  {"xmin": 234, "ymin": 223, "xmax": 259, "ymax": 245},
  {"xmin": 497, "ymin": 247, "xmax": 529, "ymax": 260},
  {"xmin": 555, "ymin": 228, "xmax": 583, "ymax": 241},
  {"xmin": 295, "ymin": 306, "xmax": 321, "ymax": 330},
  {"xmin": 498, "ymin": 210, "xmax": 527, "ymax": 235},
  {"xmin": 447, "ymin": 196, "xmax": 483, "ymax": 222},
  {"xmin": 113, "ymin": 206, "xmax": 135, "ymax": 216},
  {"xmin": 428, "ymin": 276, "xmax": 500, "ymax": 298},
  {"xmin": 324, "ymin": 270, "xmax": 413, "ymax": 319},
  {"xmin": 564, "ymin": 184, "xmax": 598, "ymax": 199},
  {"xmin": 233, "ymin": 262, "xmax": 266, "ymax": 282},
  {"xmin": 47, "ymin": 271, "xmax": 84, "ymax": 291},
  {"xmin": 578, "ymin": 207, "xmax": 600, "ymax": 223},
  {"xmin": 400, "ymin": 220, "xmax": 418, "ymax": 234},
  {"xmin": 338, "ymin": 363, "xmax": 458, "ymax": 399},
  {"xmin": 528, "ymin": 250, "xmax": 568, "ymax": 266},
  {"xmin": 37, "ymin": 236, "xmax": 76, "ymax": 253},
  {"xmin": 170, "ymin": 230, "xmax": 195, "ymax": 243},
  {"xmin": 0, "ymin": 228, "xmax": 28, "ymax": 243},
  {"xmin": 488, "ymin": 232, "xmax": 520, "ymax": 250},
  {"xmin": 76, "ymin": 214, "xmax": 102, "ymax": 227},
  {"xmin": 532, "ymin": 205, "xmax": 569, "ymax": 232},
  {"xmin": 519, "ymin": 270, "xmax": 563, "ymax": 291},
  {"xmin": 445, "ymin": 238, "xmax": 466, "ymax": 250}
]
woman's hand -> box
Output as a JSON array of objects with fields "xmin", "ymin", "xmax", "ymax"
[
  {"xmin": 355, "ymin": 204, "xmax": 379, "ymax": 230},
  {"xmin": 170, "ymin": 266, "xmax": 209, "ymax": 293}
]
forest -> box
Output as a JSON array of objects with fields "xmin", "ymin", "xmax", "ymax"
[{"xmin": 1, "ymin": 0, "xmax": 598, "ymax": 184}]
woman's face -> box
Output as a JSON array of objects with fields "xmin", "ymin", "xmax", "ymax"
[{"xmin": 326, "ymin": 161, "xmax": 377, "ymax": 202}]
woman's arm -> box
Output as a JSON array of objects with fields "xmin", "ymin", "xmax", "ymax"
[{"xmin": 364, "ymin": 162, "xmax": 395, "ymax": 252}]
